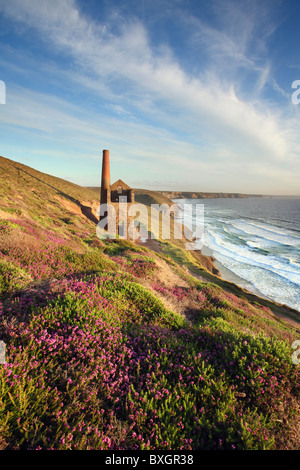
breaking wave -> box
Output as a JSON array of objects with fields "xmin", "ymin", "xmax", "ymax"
[{"xmin": 174, "ymin": 198, "xmax": 300, "ymax": 311}]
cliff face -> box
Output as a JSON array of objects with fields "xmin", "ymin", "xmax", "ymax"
[{"xmin": 158, "ymin": 191, "xmax": 259, "ymax": 199}]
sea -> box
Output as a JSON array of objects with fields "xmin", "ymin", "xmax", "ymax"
[{"xmin": 173, "ymin": 197, "xmax": 300, "ymax": 312}]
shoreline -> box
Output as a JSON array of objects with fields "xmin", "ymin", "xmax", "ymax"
[
  {"xmin": 200, "ymin": 243, "xmax": 271, "ymax": 301},
  {"xmin": 199, "ymin": 244, "xmax": 300, "ymax": 329},
  {"xmin": 172, "ymin": 197, "xmax": 300, "ymax": 314},
  {"xmin": 137, "ymin": 228, "xmax": 300, "ymax": 326}
]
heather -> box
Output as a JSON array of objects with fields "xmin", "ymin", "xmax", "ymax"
[
  {"xmin": 0, "ymin": 270, "xmax": 298, "ymax": 450},
  {"xmin": 0, "ymin": 157, "xmax": 299, "ymax": 450},
  {"xmin": 0, "ymin": 230, "xmax": 299, "ymax": 449}
]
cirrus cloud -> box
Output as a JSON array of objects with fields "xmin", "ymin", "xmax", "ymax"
[{"xmin": 0, "ymin": 0, "xmax": 299, "ymax": 194}]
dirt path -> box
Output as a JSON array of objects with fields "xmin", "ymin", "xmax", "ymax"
[{"xmin": 135, "ymin": 237, "xmax": 164, "ymax": 253}]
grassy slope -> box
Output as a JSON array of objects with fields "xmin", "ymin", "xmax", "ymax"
[
  {"xmin": 90, "ymin": 184, "xmax": 300, "ymax": 326},
  {"xmin": 88, "ymin": 187, "xmax": 174, "ymax": 207},
  {"xmin": 89, "ymin": 186, "xmax": 221, "ymax": 275},
  {"xmin": 0, "ymin": 155, "xmax": 299, "ymax": 450}
]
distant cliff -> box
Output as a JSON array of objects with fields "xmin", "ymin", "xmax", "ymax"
[
  {"xmin": 157, "ymin": 191, "xmax": 262, "ymax": 199},
  {"xmin": 87, "ymin": 187, "xmax": 263, "ymax": 201}
]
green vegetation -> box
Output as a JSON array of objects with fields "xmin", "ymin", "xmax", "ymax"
[
  {"xmin": 88, "ymin": 187, "xmax": 174, "ymax": 207},
  {"xmin": 134, "ymin": 189, "xmax": 175, "ymax": 207},
  {"xmin": 0, "ymin": 155, "xmax": 299, "ymax": 450}
]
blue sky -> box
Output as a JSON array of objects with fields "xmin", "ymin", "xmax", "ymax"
[{"xmin": 0, "ymin": 0, "xmax": 300, "ymax": 194}]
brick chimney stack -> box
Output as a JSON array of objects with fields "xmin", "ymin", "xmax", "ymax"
[{"xmin": 101, "ymin": 149, "xmax": 110, "ymax": 203}]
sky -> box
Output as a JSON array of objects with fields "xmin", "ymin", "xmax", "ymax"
[{"xmin": 0, "ymin": 0, "xmax": 300, "ymax": 194}]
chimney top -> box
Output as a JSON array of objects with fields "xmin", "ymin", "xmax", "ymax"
[{"xmin": 101, "ymin": 149, "xmax": 110, "ymax": 193}]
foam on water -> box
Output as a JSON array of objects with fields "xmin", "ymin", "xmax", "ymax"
[
  {"xmin": 174, "ymin": 198, "xmax": 300, "ymax": 311},
  {"xmin": 230, "ymin": 220, "xmax": 300, "ymax": 246},
  {"xmin": 204, "ymin": 228, "xmax": 300, "ymax": 310},
  {"xmin": 206, "ymin": 228, "xmax": 300, "ymax": 280}
]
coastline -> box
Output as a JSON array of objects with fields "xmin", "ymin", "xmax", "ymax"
[
  {"xmin": 173, "ymin": 197, "xmax": 300, "ymax": 313},
  {"xmin": 200, "ymin": 243, "xmax": 271, "ymax": 300}
]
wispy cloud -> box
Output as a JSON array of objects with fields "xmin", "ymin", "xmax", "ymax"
[{"xmin": 0, "ymin": 0, "xmax": 299, "ymax": 194}]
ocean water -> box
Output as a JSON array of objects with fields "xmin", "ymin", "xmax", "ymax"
[{"xmin": 174, "ymin": 197, "xmax": 300, "ymax": 312}]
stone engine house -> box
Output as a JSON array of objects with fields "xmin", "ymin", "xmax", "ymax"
[{"xmin": 100, "ymin": 149, "xmax": 135, "ymax": 237}]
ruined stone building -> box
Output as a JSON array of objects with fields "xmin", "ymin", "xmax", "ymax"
[{"xmin": 99, "ymin": 149, "xmax": 135, "ymax": 237}]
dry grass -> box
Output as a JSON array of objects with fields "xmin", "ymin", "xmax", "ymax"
[{"xmin": 0, "ymin": 229, "xmax": 42, "ymax": 253}]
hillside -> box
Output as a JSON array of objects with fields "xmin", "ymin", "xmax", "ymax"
[
  {"xmin": 0, "ymin": 155, "xmax": 299, "ymax": 451},
  {"xmin": 89, "ymin": 184, "xmax": 300, "ymax": 325},
  {"xmin": 88, "ymin": 187, "xmax": 174, "ymax": 207}
]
